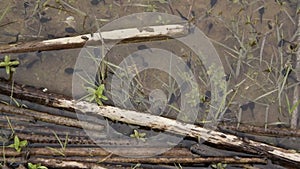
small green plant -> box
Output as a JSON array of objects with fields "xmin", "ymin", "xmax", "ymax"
[
  {"xmin": 28, "ymin": 163, "xmax": 48, "ymax": 169},
  {"xmin": 76, "ymin": 71, "xmax": 108, "ymax": 106},
  {"xmin": 7, "ymin": 135, "xmax": 28, "ymax": 152},
  {"xmin": 0, "ymin": 55, "xmax": 19, "ymax": 80},
  {"xmin": 130, "ymin": 130, "xmax": 146, "ymax": 142},
  {"xmin": 84, "ymin": 84, "xmax": 108, "ymax": 106},
  {"xmin": 211, "ymin": 162, "xmax": 227, "ymax": 169}
]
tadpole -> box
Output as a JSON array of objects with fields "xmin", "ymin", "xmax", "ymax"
[
  {"xmin": 258, "ymin": 7, "xmax": 265, "ymax": 23},
  {"xmin": 210, "ymin": 0, "xmax": 217, "ymax": 8},
  {"xmin": 248, "ymin": 101, "xmax": 255, "ymax": 113}
]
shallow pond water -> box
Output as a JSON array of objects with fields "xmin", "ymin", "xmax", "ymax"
[{"xmin": 0, "ymin": 0, "xmax": 300, "ymax": 167}]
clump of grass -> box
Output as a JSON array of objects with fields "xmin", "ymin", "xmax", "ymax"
[{"xmin": 46, "ymin": 132, "xmax": 68, "ymax": 157}]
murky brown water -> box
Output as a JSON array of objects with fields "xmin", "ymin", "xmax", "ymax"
[{"xmin": 0, "ymin": 0, "xmax": 299, "ymax": 152}]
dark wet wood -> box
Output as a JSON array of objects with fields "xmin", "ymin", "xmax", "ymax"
[
  {"xmin": 219, "ymin": 124, "xmax": 300, "ymax": 137},
  {"xmin": 0, "ymin": 78, "xmax": 74, "ymax": 111},
  {"xmin": 1, "ymin": 156, "xmax": 266, "ymax": 166},
  {"xmin": 0, "ymin": 103, "xmax": 103, "ymax": 131}
]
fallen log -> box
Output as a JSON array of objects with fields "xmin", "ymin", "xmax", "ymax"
[
  {"xmin": 0, "ymin": 24, "xmax": 188, "ymax": 54},
  {"xmin": 0, "ymin": 79, "xmax": 299, "ymax": 165},
  {"xmin": 59, "ymin": 100, "xmax": 300, "ymax": 164}
]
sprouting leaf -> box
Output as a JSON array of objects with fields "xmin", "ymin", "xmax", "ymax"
[
  {"xmin": 8, "ymin": 135, "xmax": 28, "ymax": 152},
  {"xmin": 19, "ymin": 140, "xmax": 28, "ymax": 147},
  {"xmin": 130, "ymin": 130, "xmax": 146, "ymax": 142},
  {"xmin": 28, "ymin": 163, "xmax": 48, "ymax": 169},
  {"xmin": 14, "ymin": 135, "xmax": 20, "ymax": 147},
  {"xmin": 4, "ymin": 55, "xmax": 10, "ymax": 75}
]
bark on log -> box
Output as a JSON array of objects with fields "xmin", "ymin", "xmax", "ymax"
[
  {"xmin": 0, "ymin": 24, "xmax": 188, "ymax": 54},
  {"xmin": 56, "ymin": 100, "xmax": 300, "ymax": 164}
]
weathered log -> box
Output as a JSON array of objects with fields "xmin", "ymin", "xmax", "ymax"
[
  {"xmin": 0, "ymin": 24, "xmax": 188, "ymax": 54},
  {"xmin": 0, "ymin": 79, "xmax": 299, "ymax": 165},
  {"xmin": 57, "ymin": 100, "xmax": 300, "ymax": 165}
]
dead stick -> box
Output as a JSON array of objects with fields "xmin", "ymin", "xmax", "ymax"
[
  {"xmin": 1, "ymin": 157, "xmax": 107, "ymax": 169},
  {"xmin": 16, "ymin": 132, "xmax": 95, "ymax": 145},
  {"xmin": 2, "ymin": 147, "xmax": 192, "ymax": 158},
  {"xmin": 0, "ymin": 103, "xmax": 104, "ymax": 131},
  {"xmin": 2, "ymin": 156, "xmax": 266, "ymax": 166},
  {"xmin": 0, "ymin": 121, "xmax": 89, "ymax": 138},
  {"xmin": 219, "ymin": 124, "xmax": 300, "ymax": 137},
  {"xmin": 0, "ymin": 78, "xmax": 74, "ymax": 112}
]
